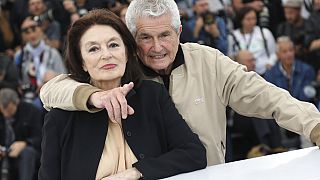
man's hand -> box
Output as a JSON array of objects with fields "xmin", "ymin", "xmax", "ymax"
[
  {"xmin": 101, "ymin": 168, "xmax": 142, "ymax": 180},
  {"xmin": 309, "ymin": 39, "xmax": 320, "ymax": 51},
  {"xmin": 248, "ymin": 1, "xmax": 264, "ymax": 12},
  {"xmin": 205, "ymin": 23, "xmax": 220, "ymax": 38},
  {"xmin": 89, "ymin": 82, "xmax": 135, "ymax": 124},
  {"xmin": 63, "ymin": 0, "xmax": 77, "ymax": 13},
  {"xmin": 8, "ymin": 141, "xmax": 27, "ymax": 158},
  {"xmin": 193, "ymin": 16, "xmax": 204, "ymax": 39}
]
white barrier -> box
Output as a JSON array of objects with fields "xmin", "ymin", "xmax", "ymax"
[{"xmin": 164, "ymin": 146, "xmax": 320, "ymax": 180}]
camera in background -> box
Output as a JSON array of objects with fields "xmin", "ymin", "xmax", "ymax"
[{"xmin": 201, "ymin": 11, "xmax": 216, "ymax": 25}]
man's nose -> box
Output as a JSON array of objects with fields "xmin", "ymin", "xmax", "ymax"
[{"xmin": 153, "ymin": 38, "xmax": 163, "ymax": 52}]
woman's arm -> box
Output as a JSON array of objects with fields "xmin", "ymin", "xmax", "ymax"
[{"xmin": 38, "ymin": 111, "xmax": 61, "ymax": 180}]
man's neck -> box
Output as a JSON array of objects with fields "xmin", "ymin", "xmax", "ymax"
[
  {"xmin": 282, "ymin": 63, "xmax": 293, "ymax": 76},
  {"xmin": 292, "ymin": 17, "xmax": 304, "ymax": 27},
  {"xmin": 156, "ymin": 64, "xmax": 173, "ymax": 75}
]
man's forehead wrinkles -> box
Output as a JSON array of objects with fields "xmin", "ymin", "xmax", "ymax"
[{"xmin": 137, "ymin": 26, "xmax": 173, "ymax": 35}]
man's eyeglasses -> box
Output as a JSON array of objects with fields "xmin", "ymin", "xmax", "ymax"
[{"xmin": 21, "ymin": 25, "xmax": 39, "ymax": 34}]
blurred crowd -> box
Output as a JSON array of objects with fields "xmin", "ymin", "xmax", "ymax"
[{"xmin": 0, "ymin": 0, "xmax": 320, "ymax": 179}]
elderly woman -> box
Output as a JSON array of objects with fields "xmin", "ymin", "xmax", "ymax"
[{"xmin": 38, "ymin": 9, "xmax": 206, "ymax": 180}]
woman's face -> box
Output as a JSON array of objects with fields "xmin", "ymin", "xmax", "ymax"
[
  {"xmin": 314, "ymin": 0, "xmax": 320, "ymax": 10},
  {"xmin": 80, "ymin": 25, "xmax": 127, "ymax": 86},
  {"xmin": 242, "ymin": 10, "xmax": 257, "ymax": 31}
]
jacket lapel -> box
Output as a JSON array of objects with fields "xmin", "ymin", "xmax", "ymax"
[{"xmin": 69, "ymin": 110, "xmax": 108, "ymax": 179}]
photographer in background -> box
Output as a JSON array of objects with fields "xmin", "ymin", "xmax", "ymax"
[
  {"xmin": 28, "ymin": 0, "xmax": 61, "ymax": 49},
  {"xmin": 186, "ymin": 0, "xmax": 228, "ymax": 54},
  {"xmin": 0, "ymin": 88, "xmax": 42, "ymax": 180},
  {"xmin": 62, "ymin": 0, "xmax": 109, "ymax": 24},
  {"xmin": 14, "ymin": 17, "xmax": 66, "ymax": 109}
]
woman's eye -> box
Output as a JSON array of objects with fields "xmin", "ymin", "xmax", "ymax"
[
  {"xmin": 88, "ymin": 47, "xmax": 99, "ymax": 52},
  {"xmin": 109, "ymin": 43, "xmax": 119, "ymax": 48}
]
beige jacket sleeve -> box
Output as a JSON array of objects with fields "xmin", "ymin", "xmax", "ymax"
[
  {"xmin": 39, "ymin": 74, "xmax": 101, "ymax": 112},
  {"xmin": 213, "ymin": 51, "xmax": 320, "ymax": 146}
]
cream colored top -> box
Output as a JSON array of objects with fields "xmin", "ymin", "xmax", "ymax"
[{"xmin": 95, "ymin": 120, "xmax": 137, "ymax": 180}]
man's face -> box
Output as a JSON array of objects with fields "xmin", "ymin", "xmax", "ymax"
[
  {"xmin": 194, "ymin": 0, "xmax": 209, "ymax": 15},
  {"xmin": 0, "ymin": 102, "xmax": 17, "ymax": 119},
  {"xmin": 237, "ymin": 51, "xmax": 256, "ymax": 72},
  {"xmin": 284, "ymin": 7, "xmax": 300, "ymax": 24},
  {"xmin": 277, "ymin": 42, "xmax": 295, "ymax": 66},
  {"xmin": 21, "ymin": 19, "xmax": 43, "ymax": 47},
  {"xmin": 135, "ymin": 14, "xmax": 181, "ymax": 73},
  {"xmin": 29, "ymin": 0, "xmax": 46, "ymax": 16},
  {"xmin": 314, "ymin": 0, "xmax": 320, "ymax": 10}
]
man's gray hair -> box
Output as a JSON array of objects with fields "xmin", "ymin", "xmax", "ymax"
[
  {"xmin": 0, "ymin": 88, "xmax": 20, "ymax": 108},
  {"xmin": 125, "ymin": 0, "xmax": 181, "ymax": 36},
  {"xmin": 276, "ymin": 36, "xmax": 294, "ymax": 52}
]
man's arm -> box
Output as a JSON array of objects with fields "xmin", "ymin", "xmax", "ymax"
[
  {"xmin": 214, "ymin": 51, "xmax": 320, "ymax": 147},
  {"xmin": 40, "ymin": 74, "xmax": 134, "ymax": 122},
  {"xmin": 40, "ymin": 74, "xmax": 100, "ymax": 111}
]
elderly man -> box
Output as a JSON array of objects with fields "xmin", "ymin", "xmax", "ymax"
[
  {"xmin": 235, "ymin": 50, "xmax": 256, "ymax": 72},
  {"xmin": 265, "ymin": 36, "xmax": 315, "ymax": 102},
  {"xmin": 40, "ymin": 0, "xmax": 320, "ymax": 168}
]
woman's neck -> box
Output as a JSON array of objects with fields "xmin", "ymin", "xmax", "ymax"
[
  {"xmin": 91, "ymin": 79, "xmax": 121, "ymax": 91},
  {"xmin": 242, "ymin": 27, "xmax": 254, "ymax": 34}
]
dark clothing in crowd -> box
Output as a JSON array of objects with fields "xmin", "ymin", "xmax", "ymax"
[
  {"xmin": 305, "ymin": 10, "xmax": 320, "ymax": 70},
  {"xmin": 0, "ymin": 102, "xmax": 42, "ymax": 180},
  {"xmin": 0, "ymin": 55, "xmax": 19, "ymax": 91},
  {"xmin": 277, "ymin": 20, "xmax": 307, "ymax": 59}
]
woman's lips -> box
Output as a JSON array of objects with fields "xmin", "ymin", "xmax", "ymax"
[{"xmin": 101, "ymin": 64, "xmax": 117, "ymax": 70}]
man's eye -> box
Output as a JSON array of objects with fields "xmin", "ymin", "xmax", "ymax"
[
  {"xmin": 141, "ymin": 36, "xmax": 151, "ymax": 40},
  {"xmin": 161, "ymin": 33, "xmax": 170, "ymax": 37}
]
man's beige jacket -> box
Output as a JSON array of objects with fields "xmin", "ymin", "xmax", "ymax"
[{"xmin": 40, "ymin": 43, "xmax": 320, "ymax": 166}]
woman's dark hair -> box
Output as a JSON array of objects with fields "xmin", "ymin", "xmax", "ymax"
[
  {"xmin": 235, "ymin": 7, "xmax": 257, "ymax": 29},
  {"xmin": 65, "ymin": 9, "xmax": 143, "ymax": 86}
]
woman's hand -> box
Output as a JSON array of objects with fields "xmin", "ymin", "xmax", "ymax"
[
  {"xmin": 88, "ymin": 82, "xmax": 135, "ymax": 124},
  {"xmin": 101, "ymin": 168, "xmax": 142, "ymax": 180}
]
